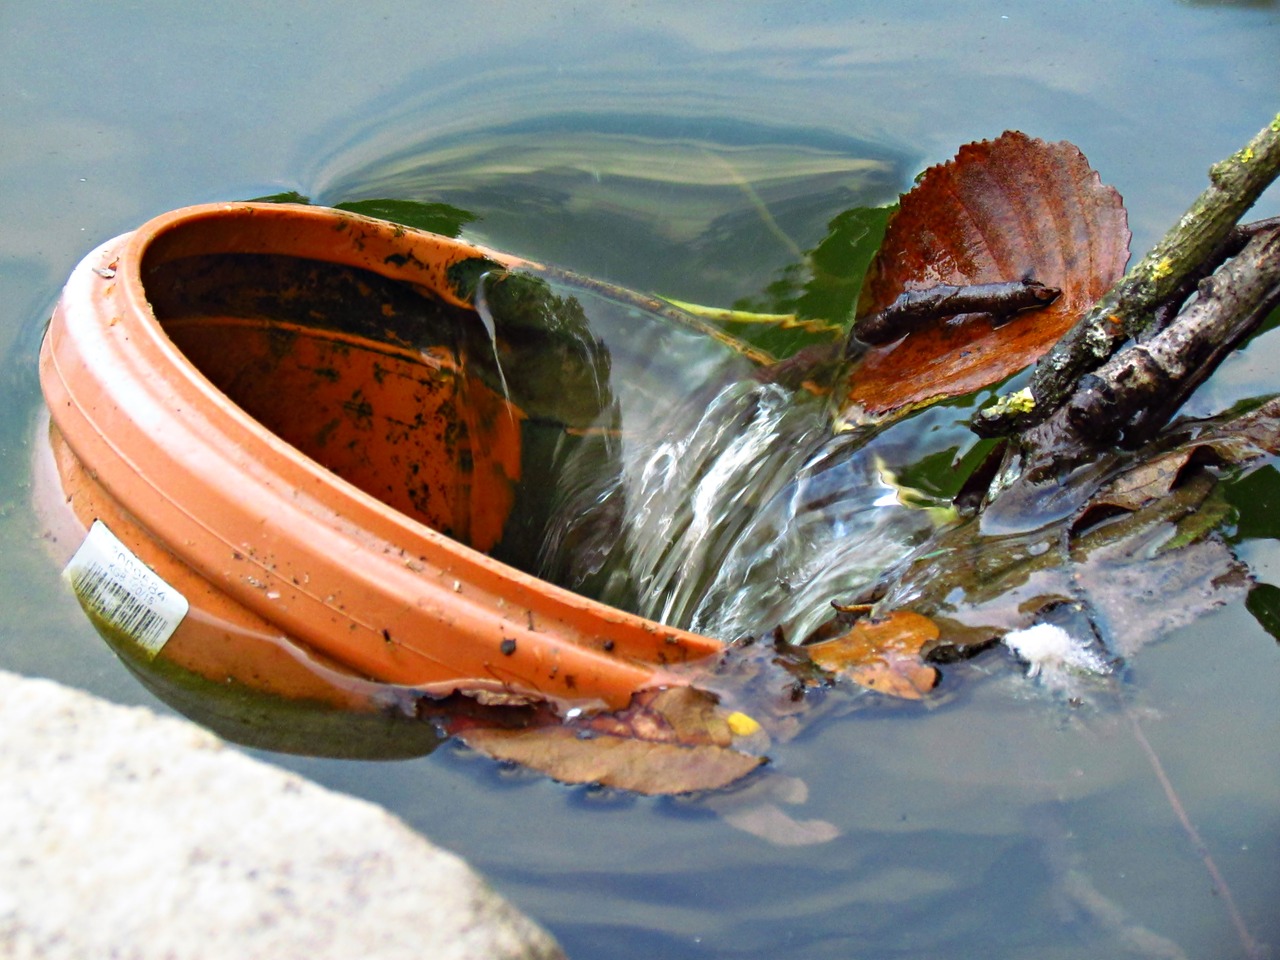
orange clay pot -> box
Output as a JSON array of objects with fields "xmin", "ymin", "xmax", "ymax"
[{"xmin": 38, "ymin": 202, "xmax": 723, "ymax": 713}]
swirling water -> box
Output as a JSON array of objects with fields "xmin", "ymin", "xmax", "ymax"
[{"xmin": 475, "ymin": 269, "xmax": 941, "ymax": 645}]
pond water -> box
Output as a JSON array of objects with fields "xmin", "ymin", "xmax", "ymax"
[{"xmin": 3, "ymin": 2, "xmax": 1280, "ymax": 957}]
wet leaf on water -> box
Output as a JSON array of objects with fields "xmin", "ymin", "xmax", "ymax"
[
  {"xmin": 458, "ymin": 728, "xmax": 763, "ymax": 796},
  {"xmin": 870, "ymin": 455, "xmax": 1253, "ymax": 665},
  {"xmin": 711, "ymin": 800, "xmax": 842, "ymax": 846},
  {"xmin": 246, "ymin": 189, "xmax": 311, "ymax": 204},
  {"xmin": 1071, "ymin": 450, "xmax": 1197, "ymax": 534},
  {"xmin": 578, "ymin": 686, "xmax": 734, "ymax": 746},
  {"xmin": 702, "ymin": 774, "xmax": 841, "ymax": 845},
  {"xmin": 453, "ymin": 687, "xmax": 765, "ymax": 795},
  {"xmin": 333, "ymin": 198, "xmax": 477, "ymax": 237},
  {"xmin": 1073, "ymin": 532, "xmax": 1250, "ymax": 658},
  {"xmin": 805, "ymin": 611, "xmax": 941, "ymax": 699},
  {"xmin": 1244, "ymin": 582, "xmax": 1280, "ymax": 642},
  {"xmin": 841, "ymin": 131, "xmax": 1131, "ymax": 420},
  {"xmin": 1224, "ymin": 463, "xmax": 1280, "ymax": 542}
]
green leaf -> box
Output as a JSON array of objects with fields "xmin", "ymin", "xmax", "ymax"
[
  {"xmin": 333, "ymin": 198, "xmax": 476, "ymax": 237},
  {"xmin": 896, "ymin": 438, "xmax": 1001, "ymax": 501},
  {"xmin": 240, "ymin": 194, "xmax": 477, "ymax": 238},
  {"xmin": 246, "ymin": 190, "xmax": 311, "ymax": 204},
  {"xmin": 797, "ymin": 204, "xmax": 895, "ymax": 321},
  {"xmin": 1245, "ymin": 582, "xmax": 1280, "ymax": 643},
  {"xmin": 728, "ymin": 204, "xmax": 894, "ymax": 358},
  {"xmin": 1224, "ymin": 463, "xmax": 1280, "ymax": 542}
]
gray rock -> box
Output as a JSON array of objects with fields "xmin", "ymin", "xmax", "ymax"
[{"xmin": 0, "ymin": 670, "xmax": 565, "ymax": 960}]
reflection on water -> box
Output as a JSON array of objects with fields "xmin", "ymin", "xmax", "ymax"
[
  {"xmin": 317, "ymin": 113, "xmax": 910, "ymax": 310},
  {"xmin": 103, "ymin": 615, "xmax": 444, "ymax": 761}
]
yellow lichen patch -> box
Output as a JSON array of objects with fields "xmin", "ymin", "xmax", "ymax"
[{"xmin": 981, "ymin": 387, "xmax": 1036, "ymax": 422}]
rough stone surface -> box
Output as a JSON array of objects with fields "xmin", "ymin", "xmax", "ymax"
[{"xmin": 0, "ymin": 670, "xmax": 565, "ymax": 960}]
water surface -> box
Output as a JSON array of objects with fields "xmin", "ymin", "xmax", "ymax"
[{"xmin": 3, "ymin": 3, "xmax": 1279, "ymax": 957}]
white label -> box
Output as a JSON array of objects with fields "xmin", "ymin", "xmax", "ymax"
[{"xmin": 63, "ymin": 520, "xmax": 189, "ymax": 657}]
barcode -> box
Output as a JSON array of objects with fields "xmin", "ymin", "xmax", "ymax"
[
  {"xmin": 68, "ymin": 560, "xmax": 173, "ymax": 651},
  {"xmin": 63, "ymin": 521, "xmax": 189, "ymax": 657}
]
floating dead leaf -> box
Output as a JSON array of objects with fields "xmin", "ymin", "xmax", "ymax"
[
  {"xmin": 841, "ymin": 131, "xmax": 1130, "ymax": 420},
  {"xmin": 1070, "ymin": 449, "xmax": 1200, "ymax": 534},
  {"xmin": 1071, "ymin": 400, "xmax": 1280, "ymax": 533},
  {"xmin": 453, "ymin": 686, "xmax": 765, "ymax": 795},
  {"xmin": 1091, "ymin": 450, "xmax": 1192, "ymax": 512},
  {"xmin": 805, "ymin": 611, "xmax": 941, "ymax": 699},
  {"xmin": 1210, "ymin": 395, "xmax": 1280, "ymax": 458},
  {"xmin": 1073, "ymin": 533, "xmax": 1249, "ymax": 659},
  {"xmin": 572, "ymin": 686, "xmax": 735, "ymax": 747}
]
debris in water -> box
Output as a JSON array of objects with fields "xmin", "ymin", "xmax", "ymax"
[{"xmin": 1002, "ymin": 623, "xmax": 1113, "ymax": 686}]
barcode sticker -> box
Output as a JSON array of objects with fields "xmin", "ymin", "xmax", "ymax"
[{"xmin": 63, "ymin": 520, "xmax": 189, "ymax": 657}]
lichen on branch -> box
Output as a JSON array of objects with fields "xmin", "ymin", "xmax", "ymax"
[{"xmin": 974, "ymin": 112, "xmax": 1280, "ymax": 437}]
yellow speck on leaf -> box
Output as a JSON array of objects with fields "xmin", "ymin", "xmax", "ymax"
[{"xmin": 726, "ymin": 711, "xmax": 762, "ymax": 737}]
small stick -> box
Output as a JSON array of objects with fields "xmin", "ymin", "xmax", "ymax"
[
  {"xmin": 1148, "ymin": 215, "xmax": 1280, "ymax": 333},
  {"xmin": 1126, "ymin": 709, "xmax": 1266, "ymax": 960},
  {"xmin": 850, "ymin": 279, "xmax": 1060, "ymax": 349},
  {"xmin": 1076, "ymin": 228, "xmax": 1280, "ymax": 443},
  {"xmin": 975, "ymin": 113, "xmax": 1280, "ymax": 437},
  {"xmin": 536, "ymin": 265, "xmax": 779, "ymax": 367}
]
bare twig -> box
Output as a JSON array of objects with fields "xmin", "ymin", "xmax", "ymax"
[
  {"xmin": 850, "ymin": 279, "xmax": 1060, "ymax": 348},
  {"xmin": 1016, "ymin": 226, "xmax": 1280, "ymax": 469},
  {"xmin": 538, "ymin": 265, "xmax": 778, "ymax": 366},
  {"xmin": 1148, "ymin": 215, "xmax": 1280, "ymax": 333},
  {"xmin": 1126, "ymin": 709, "xmax": 1267, "ymax": 960},
  {"xmin": 974, "ymin": 113, "xmax": 1280, "ymax": 437},
  {"xmin": 1069, "ymin": 227, "xmax": 1280, "ymax": 444}
]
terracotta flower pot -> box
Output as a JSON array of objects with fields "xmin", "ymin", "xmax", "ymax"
[{"xmin": 38, "ymin": 202, "xmax": 723, "ymax": 714}]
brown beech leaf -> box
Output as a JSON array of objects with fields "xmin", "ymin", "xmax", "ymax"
[
  {"xmin": 1089, "ymin": 450, "xmax": 1192, "ymax": 512},
  {"xmin": 1069, "ymin": 449, "xmax": 1198, "ymax": 535},
  {"xmin": 453, "ymin": 686, "xmax": 765, "ymax": 795},
  {"xmin": 841, "ymin": 131, "xmax": 1130, "ymax": 420},
  {"xmin": 805, "ymin": 611, "xmax": 941, "ymax": 699}
]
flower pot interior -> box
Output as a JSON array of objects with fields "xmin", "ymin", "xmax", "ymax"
[{"xmin": 144, "ymin": 249, "xmax": 525, "ymax": 555}]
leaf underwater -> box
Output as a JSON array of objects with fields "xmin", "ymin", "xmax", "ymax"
[
  {"xmin": 841, "ymin": 131, "xmax": 1131, "ymax": 420},
  {"xmin": 453, "ymin": 687, "xmax": 766, "ymax": 796}
]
